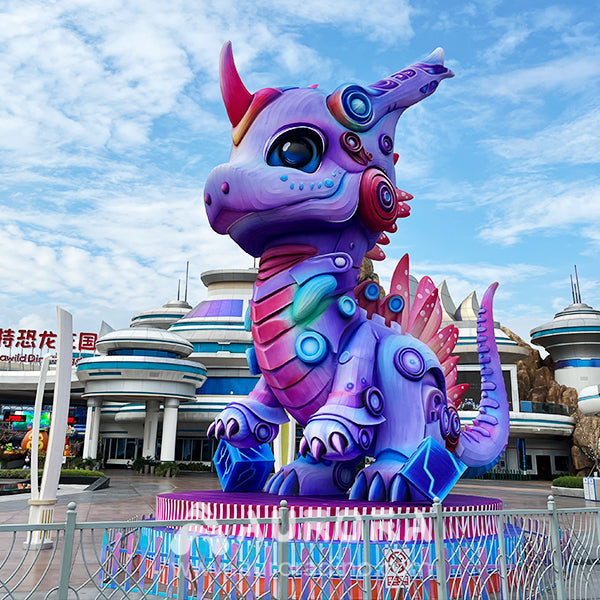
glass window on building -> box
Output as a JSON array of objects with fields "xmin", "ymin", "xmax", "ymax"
[
  {"xmin": 458, "ymin": 369, "xmax": 513, "ymax": 411},
  {"xmin": 554, "ymin": 455, "xmax": 570, "ymax": 473},
  {"xmin": 175, "ymin": 437, "xmax": 215, "ymax": 462},
  {"xmin": 103, "ymin": 437, "xmax": 140, "ymax": 461}
]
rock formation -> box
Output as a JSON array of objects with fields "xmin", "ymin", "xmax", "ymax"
[{"xmin": 502, "ymin": 326, "xmax": 598, "ymax": 475}]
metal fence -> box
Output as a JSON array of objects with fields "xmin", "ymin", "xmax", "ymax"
[{"xmin": 1, "ymin": 495, "xmax": 599, "ymax": 599}]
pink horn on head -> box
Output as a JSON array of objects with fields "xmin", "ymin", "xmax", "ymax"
[{"xmin": 220, "ymin": 42, "xmax": 253, "ymax": 128}]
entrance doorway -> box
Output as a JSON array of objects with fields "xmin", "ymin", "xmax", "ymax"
[{"xmin": 536, "ymin": 455, "xmax": 552, "ymax": 480}]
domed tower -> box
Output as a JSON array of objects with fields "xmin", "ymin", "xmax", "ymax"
[
  {"xmin": 531, "ymin": 301, "xmax": 600, "ymax": 391},
  {"xmin": 76, "ymin": 328, "xmax": 206, "ymax": 462},
  {"xmin": 531, "ymin": 301, "xmax": 600, "ymax": 415},
  {"xmin": 130, "ymin": 299, "xmax": 193, "ymax": 330}
]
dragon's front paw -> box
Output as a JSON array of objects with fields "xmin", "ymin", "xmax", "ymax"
[
  {"xmin": 300, "ymin": 415, "xmax": 374, "ymax": 462},
  {"xmin": 265, "ymin": 456, "xmax": 358, "ymax": 496},
  {"xmin": 208, "ymin": 404, "xmax": 279, "ymax": 448},
  {"xmin": 349, "ymin": 456, "xmax": 410, "ymax": 502}
]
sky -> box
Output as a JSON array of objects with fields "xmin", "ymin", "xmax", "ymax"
[{"xmin": 0, "ymin": 0, "xmax": 598, "ymax": 348}]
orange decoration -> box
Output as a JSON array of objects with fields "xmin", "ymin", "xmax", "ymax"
[{"xmin": 21, "ymin": 429, "xmax": 49, "ymax": 453}]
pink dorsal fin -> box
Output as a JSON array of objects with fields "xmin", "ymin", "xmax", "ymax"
[
  {"xmin": 441, "ymin": 354, "xmax": 459, "ymax": 377},
  {"xmin": 389, "ymin": 254, "xmax": 410, "ymax": 331},
  {"xmin": 444, "ymin": 363, "xmax": 458, "ymax": 388},
  {"xmin": 428, "ymin": 324, "xmax": 456, "ymax": 355},
  {"xmin": 407, "ymin": 288, "xmax": 439, "ymax": 340},
  {"xmin": 421, "ymin": 294, "xmax": 443, "ymax": 343},
  {"xmin": 447, "ymin": 383, "xmax": 469, "ymax": 408},
  {"xmin": 408, "ymin": 277, "xmax": 436, "ymax": 329},
  {"xmin": 435, "ymin": 327, "xmax": 459, "ymax": 363}
]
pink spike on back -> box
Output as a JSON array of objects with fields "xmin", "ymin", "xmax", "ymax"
[
  {"xmin": 407, "ymin": 288, "xmax": 438, "ymax": 340},
  {"xmin": 428, "ymin": 324, "xmax": 456, "ymax": 355},
  {"xmin": 421, "ymin": 293, "xmax": 443, "ymax": 343},
  {"xmin": 408, "ymin": 277, "xmax": 436, "ymax": 328},
  {"xmin": 377, "ymin": 233, "xmax": 390, "ymax": 245},
  {"xmin": 445, "ymin": 365, "xmax": 458, "ymax": 388},
  {"xmin": 447, "ymin": 384, "xmax": 469, "ymax": 408},
  {"xmin": 436, "ymin": 326, "xmax": 459, "ymax": 363},
  {"xmin": 389, "ymin": 254, "xmax": 411, "ymax": 331},
  {"xmin": 441, "ymin": 354, "xmax": 459, "ymax": 377}
]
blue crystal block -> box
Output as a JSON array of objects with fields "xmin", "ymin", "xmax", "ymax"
[
  {"xmin": 399, "ymin": 437, "xmax": 467, "ymax": 502},
  {"xmin": 213, "ymin": 439, "xmax": 275, "ymax": 492}
]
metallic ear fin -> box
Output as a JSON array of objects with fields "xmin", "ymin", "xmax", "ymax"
[{"xmin": 327, "ymin": 48, "xmax": 453, "ymax": 132}]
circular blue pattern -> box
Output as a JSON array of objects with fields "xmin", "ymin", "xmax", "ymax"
[
  {"xmin": 395, "ymin": 347, "xmax": 426, "ymax": 380},
  {"xmin": 341, "ymin": 86, "xmax": 373, "ymax": 125},
  {"xmin": 295, "ymin": 332, "xmax": 328, "ymax": 364},
  {"xmin": 338, "ymin": 295, "xmax": 357, "ymax": 317},
  {"xmin": 388, "ymin": 295, "xmax": 405, "ymax": 313},
  {"xmin": 364, "ymin": 282, "xmax": 380, "ymax": 301},
  {"xmin": 324, "ymin": 179, "xmax": 334, "ymax": 187}
]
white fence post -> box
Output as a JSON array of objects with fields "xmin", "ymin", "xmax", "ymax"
[
  {"xmin": 496, "ymin": 512, "xmax": 510, "ymax": 599},
  {"xmin": 362, "ymin": 516, "xmax": 372, "ymax": 600},
  {"xmin": 278, "ymin": 500, "xmax": 289, "ymax": 600},
  {"xmin": 432, "ymin": 497, "xmax": 449, "ymax": 600},
  {"xmin": 548, "ymin": 495, "xmax": 567, "ymax": 600},
  {"xmin": 57, "ymin": 502, "xmax": 78, "ymax": 598}
]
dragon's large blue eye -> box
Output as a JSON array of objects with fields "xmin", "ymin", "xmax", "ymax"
[{"xmin": 267, "ymin": 127, "xmax": 325, "ymax": 173}]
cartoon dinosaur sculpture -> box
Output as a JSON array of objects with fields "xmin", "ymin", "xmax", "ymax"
[{"xmin": 204, "ymin": 42, "xmax": 509, "ymax": 501}]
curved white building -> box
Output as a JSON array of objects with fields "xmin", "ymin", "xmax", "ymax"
[{"xmin": 77, "ymin": 328, "xmax": 206, "ymax": 462}]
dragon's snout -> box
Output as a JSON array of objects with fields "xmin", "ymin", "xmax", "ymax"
[{"xmin": 204, "ymin": 165, "xmax": 250, "ymax": 235}]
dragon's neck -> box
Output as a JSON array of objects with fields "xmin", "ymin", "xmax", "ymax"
[
  {"xmin": 256, "ymin": 244, "xmax": 320, "ymax": 284},
  {"xmin": 251, "ymin": 243, "xmax": 364, "ymax": 424}
]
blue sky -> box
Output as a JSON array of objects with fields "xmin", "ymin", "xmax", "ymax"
[{"xmin": 1, "ymin": 0, "xmax": 598, "ymax": 346}]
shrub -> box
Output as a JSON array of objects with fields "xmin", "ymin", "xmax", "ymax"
[
  {"xmin": 0, "ymin": 468, "xmax": 104, "ymax": 479},
  {"xmin": 155, "ymin": 461, "xmax": 180, "ymax": 477},
  {"xmin": 552, "ymin": 476, "xmax": 584, "ymax": 489},
  {"xmin": 131, "ymin": 456, "xmax": 147, "ymax": 472},
  {"xmin": 0, "ymin": 469, "xmax": 30, "ymax": 479},
  {"xmin": 178, "ymin": 462, "xmax": 211, "ymax": 472},
  {"xmin": 60, "ymin": 469, "xmax": 105, "ymax": 477},
  {"xmin": 68, "ymin": 457, "xmax": 85, "ymax": 469}
]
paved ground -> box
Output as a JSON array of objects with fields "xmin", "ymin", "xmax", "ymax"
[{"xmin": 0, "ymin": 470, "xmax": 594, "ymax": 524}]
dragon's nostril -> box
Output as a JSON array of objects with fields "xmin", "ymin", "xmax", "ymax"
[
  {"xmin": 204, "ymin": 193, "xmax": 212, "ymax": 206},
  {"xmin": 221, "ymin": 182, "xmax": 230, "ymax": 194}
]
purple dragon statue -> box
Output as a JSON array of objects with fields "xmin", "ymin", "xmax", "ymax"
[{"xmin": 204, "ymin": 43, "xmax": 509, "ymax": 502}]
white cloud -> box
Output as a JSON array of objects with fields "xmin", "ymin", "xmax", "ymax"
[
  {"xmin": 476, "ymin": 52, "xmax": 600, "ymax": 102},
  {"xmin": 479, "ymin": 179, "xmax": 600, "ymax": 246},
  {"xmin": 487, "ymin": 107, "xmax": 600, "ymax": 168}
]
